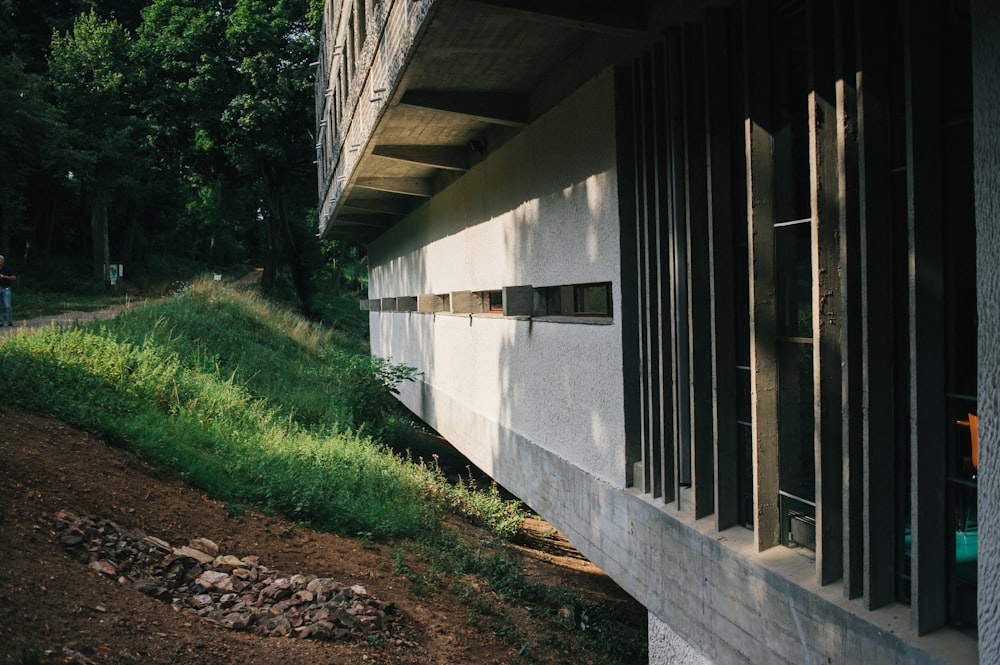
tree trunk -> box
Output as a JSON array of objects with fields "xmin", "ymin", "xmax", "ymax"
[
  {"xmin": 91, "ymin": 191, "xmax": 109, "ymax": 282},
  {"xmin": 262, "ymin": 164, "xmax": 313, "ymax": 315}
]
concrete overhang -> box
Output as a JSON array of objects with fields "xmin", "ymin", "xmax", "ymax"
[{"xmin": 317, "ymin": 0, "xmax": 721, "ymax": 240}]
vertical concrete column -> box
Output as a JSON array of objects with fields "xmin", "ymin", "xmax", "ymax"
[
  {"xmin": 904, "ymin": 0, "xmax": 948, "ymax": 635},
  {"xmin": 837, "ymin": 0, "xmax": 865, "ymax": 601},
  {"xmin": 974, "ymin": 0, "xmax": 1000, "ymax": 658},
  {"xmin": 809, "ymin": 0, "xmax": 844, "ymax": 587},
  {"xmin": 856, "ymin": 0, "xmax": 896, "ymax": 612},
  {"xmin": 681, "ymin": 23, "xmax": 716, "ymax": 521},
  {"xmin": 704, "ymin": 7, "xmax": 740, "ymax": 533},
  {"xmin": 744, "ymin": 0, "xmax": 781, "ymax": 551}
]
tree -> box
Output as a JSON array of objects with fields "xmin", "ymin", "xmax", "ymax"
[
  {"xmin": 220, "ymin": 0, "xmax": 322, "ymax": 310},
  {"xmin": 7, "ymin": 0, "xmax": 333, "ymax": 299},
  {"xmin": 49, "ymin": 10, "xmax": 147, "ymax": 281},
  {"xmin": 0, "ymin": 53, "xmax": 67, "ymax": 255},
  {"xmin": 136, "ymin": 0, "xmax": 324, "ymax": 310}
]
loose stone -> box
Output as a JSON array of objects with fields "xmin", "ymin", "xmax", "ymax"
[{"xmin": 50, "ymin": 510, "xmax": 408, "ymax": 645}]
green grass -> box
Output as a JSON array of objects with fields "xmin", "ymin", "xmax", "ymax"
[
  {"xmin": 0, "ymin": 278, "xmax": 646, "ymax": 664},
  {"xmin": 0, "ymin": 279, "xmax": 520, "ymax": 540}
]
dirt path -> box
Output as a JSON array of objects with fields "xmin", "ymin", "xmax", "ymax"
[{"xmin": 0, "ymin": 269, "xmax": 264, "ymax": 338}]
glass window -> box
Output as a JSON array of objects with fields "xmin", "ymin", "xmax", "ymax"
[{"xmin": 574, "ymin": 283, "xmax": 612, "ymax": 317}]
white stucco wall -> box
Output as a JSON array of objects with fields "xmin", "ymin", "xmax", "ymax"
[{"xmin": 367, "ymin": 70, "xmax": 626, "ymax": 487}]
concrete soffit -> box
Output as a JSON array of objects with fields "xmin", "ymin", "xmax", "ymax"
[{"xmin": 318, "ymin": 0, "xmax": 658, "ymax": 241}]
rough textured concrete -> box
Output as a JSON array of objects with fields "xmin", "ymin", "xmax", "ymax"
[
  {"xmin": 648, "ymin": 614, "xmax": 713, "ymax": 665},
  {"xmin": 318, "ymin": 0, "xmax": 437, "ymax": 235},
  {"xmin": 975, "ymin": 0, "xmax": 1000, "ymax": 660}
]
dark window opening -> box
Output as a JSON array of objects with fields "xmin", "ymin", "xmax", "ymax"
[
  {"xmin": 487, "ymin": 290, "xmax": 503, "ymax": 313},
  {"xmin": 574, "ymin": 283, "xmax": 612, "ymax": 317},
  {"xmin": 542, "ymin": 282, "xmax": 613, "ymax": 318}
]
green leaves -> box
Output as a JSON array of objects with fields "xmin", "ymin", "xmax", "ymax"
[
  {"xmin": 50, "ymin": 11, "xmax": 131, "ymax": 96},
  {"xmin": 0, "ymin": 54, "xmax": 67, "ymax": 235}
]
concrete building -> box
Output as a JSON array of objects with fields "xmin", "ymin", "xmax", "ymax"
[{"xmin": 315, "ymin": 0, "xmax": 997, "ymax": 662}]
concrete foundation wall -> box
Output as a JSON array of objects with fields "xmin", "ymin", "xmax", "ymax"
[
  {"xmin": 648, "ymin": 613, "xmax": 712, "ymax": 665},
  {"xmin": 409, "ymin": 385, "xmax": 973, "ymax": 665}
]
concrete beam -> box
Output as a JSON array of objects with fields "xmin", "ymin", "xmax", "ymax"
[
  {"xmin": 372, "ymin": 145, "xmax": 469, "ymax": 171},
  {"xmin": 354, "ymin": 177, "xmax": 432, "ymax": 197},
  {"xmin": 467, "ymin": 0, "xmax": 647, "ymax": 35},
  {"xmin": 399, "ymin": 90, "xmax": 528, "ymax": 127}
]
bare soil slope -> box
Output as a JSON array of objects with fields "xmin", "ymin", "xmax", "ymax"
[{"xmin": 0, "ymin": 410, "xmax": 643, "ymax": 665}]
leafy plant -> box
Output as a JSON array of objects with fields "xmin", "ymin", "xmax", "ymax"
[{"xmin": 322, "ymin": 349, "xmax": 421, "ymax": 434}]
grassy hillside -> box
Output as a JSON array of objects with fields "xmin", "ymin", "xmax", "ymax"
[
  {"xmin": 0, "ymin": 278, "xmax": 519, "ymax": 540},
  {"xmin": 0, "ymin": 279, "xmax": 645, "ymax": 664}
]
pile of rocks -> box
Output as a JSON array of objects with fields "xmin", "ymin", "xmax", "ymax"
[{"xmin": 51, "ymin": 510, "xmax": 411, "ymax": 644}]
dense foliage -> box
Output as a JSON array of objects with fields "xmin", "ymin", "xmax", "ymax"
[{"xmin": 0, "ymin": 0, "xmax": 362, "ymax": 311}]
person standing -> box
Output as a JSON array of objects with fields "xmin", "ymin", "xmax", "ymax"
[{"xmin": 0, "ymin": 255, "xmax": 16, "ymax": 326}]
